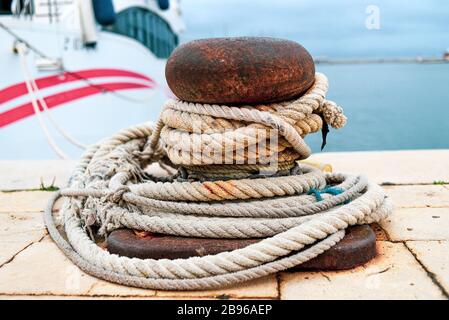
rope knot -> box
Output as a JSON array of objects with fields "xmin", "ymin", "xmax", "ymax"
[
  {"xmin": 321, "ymin": 100, "xmax": 347, "ymax": 129},
  {"xmin": 107, "ymin": 186, "xmax": 130, "ymax": 204},
  {"xmin": 308, "ymin": 186, "xmax": 345, "ymax": 202}
]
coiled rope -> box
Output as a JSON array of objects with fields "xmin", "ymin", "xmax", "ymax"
[{"xmin": 44, "ymin": 73, "xmax": 392, "ymax": 290}]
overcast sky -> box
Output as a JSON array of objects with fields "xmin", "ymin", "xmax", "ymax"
[{"xmin": 179, "ymin": 0, "xmax": 449, "ymax": 58}]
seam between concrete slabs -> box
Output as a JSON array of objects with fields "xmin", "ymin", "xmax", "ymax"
[{"xmin": 403, "ymin": 242, "xmax": 449, "ymax": 299}]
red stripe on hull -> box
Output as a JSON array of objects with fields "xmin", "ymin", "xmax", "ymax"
[
  {"xmin": 0, "ymin": 82, "xmax": 152, "ymax": 128},
  {"xmin": 0, "ymin": 69, "xmax": 155, "ymax": 105}
]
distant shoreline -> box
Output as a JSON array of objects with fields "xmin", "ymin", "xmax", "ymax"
[{"xmin": 315, "ymin": 57, "xmax": 449, "ymax": 65}]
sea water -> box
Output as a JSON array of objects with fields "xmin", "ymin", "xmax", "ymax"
[
  {"xmin": 179, "ymin": 0, "xmax": 449, "ymax": 153},
  {"xmin": 307, "ymin": 62, "xmax": 449, "ymax": 153}
]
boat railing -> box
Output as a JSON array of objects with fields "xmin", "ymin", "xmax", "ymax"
[
  {"xmin": 11, "ymin": 0, "xmax": 34, "ymax": 18},
  {"xmin": 10, "ymin": 0, "xmax": 75, "ymax": 23}
]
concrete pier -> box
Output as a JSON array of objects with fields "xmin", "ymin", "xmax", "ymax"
[{"xmin": 1, "ymin": 150, "xmax": 448, "ymax": 299}]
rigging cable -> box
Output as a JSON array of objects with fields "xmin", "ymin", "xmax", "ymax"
[{"xmin": 16, "ymin": 42, "xmax": 70, "ymax": 159}]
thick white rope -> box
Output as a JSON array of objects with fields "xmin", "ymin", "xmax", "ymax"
[
  {"xmin": 159, "ymin": 73, "xmax": 346, "ymax": 168},
  {"xmin": 44, "ymin": 74, "xmax": 392, "ymax": 291},
  {"xmin": 44, "ymin": 124, "xmax": 392, "ymax": 290}
]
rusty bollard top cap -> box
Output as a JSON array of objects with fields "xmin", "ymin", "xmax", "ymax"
[{"xmin": 165, "ymin": 37, "xmax": 315, "ymax": 105}]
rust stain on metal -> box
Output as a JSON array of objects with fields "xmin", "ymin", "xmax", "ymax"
[
  {"xmin": 294, "ymin": 225, "xmax": 377, "ymax": 271},
  {"xmin": 165, "ymin": 37, "xmax": 315, "ymax": 104},
  {"xmin": 108, "ymin": 225, "xmax": 377, "ymax": 270}
]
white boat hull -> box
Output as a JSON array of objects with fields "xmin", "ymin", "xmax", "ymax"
[{"xmin": 0, "ymin": 17, "xmax": 170, "ymax": 159}]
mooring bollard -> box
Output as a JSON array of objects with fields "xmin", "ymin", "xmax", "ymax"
[
  {"xmin": 165, "ymin": 37, "xmax": 315, "ymax": 104},
  {"xmin": 110, "ymin": 37, "xmax": 377, "ymax": 270},
  {"xmin": 44, "ymin": 37, "xmax": 392, "ymax": 290}
]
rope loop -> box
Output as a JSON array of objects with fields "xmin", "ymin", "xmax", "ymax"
[
  {"xmin": 44, "ymin": 73, "xmax": 392, "ymax": 291},
  {"xmin": 308, "ymin": 186, "xmax": 345, "ymax": 202},
  {"xmin": 160, "ymin": 73, "xmax": 347, "ymax": 174}
]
